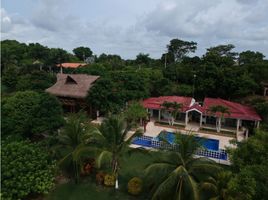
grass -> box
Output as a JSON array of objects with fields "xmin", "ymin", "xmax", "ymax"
[
  {"xmin": 45, "ymin": 180, "xmax": 136, "ymax": 200},
  {"xmin": 45, "ymin": 151, "xmax": 156, "ymax": 200}
]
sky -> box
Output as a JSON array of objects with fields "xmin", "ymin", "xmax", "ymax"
[{"xmin": 1, "ymin": 0, "xmax": 268, "ymax": 59}]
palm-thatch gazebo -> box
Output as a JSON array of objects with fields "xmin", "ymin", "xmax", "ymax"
[{"xmin": 46, "ymin": 74, "xmax": 99, "ymax": 114}]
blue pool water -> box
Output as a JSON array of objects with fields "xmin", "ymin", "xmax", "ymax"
[
  {"xmin": 156, "ymin": 132, "xmax": 219, "ymax": 151},
  {"xmin": 132, "ymin": 133, "xmax": 227, "ymax": 160}
]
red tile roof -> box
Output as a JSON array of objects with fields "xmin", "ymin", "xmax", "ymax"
[
  {"xmin": 143, "ymin": 96, "xmax": 193, "ymax": 112},
  {"xmin": 203, "ymin": 98, "xmax": 261, "ymax": 121},
  {"xmin": 56, "ymin": 63, "xmax": 87, "ymax": 69},
  {"xmin": 143, "ymin": 96, "xmax": 261, "ymax": 121}
]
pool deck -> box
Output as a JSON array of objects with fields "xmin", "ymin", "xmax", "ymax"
[{"xmin": 143, "ymin": 121, "xmax": 236, "ymax": 150}]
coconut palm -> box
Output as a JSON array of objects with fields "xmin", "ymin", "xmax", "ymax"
[
  {"xmin": 162, "ymin": 101, "xmax": 182, "ymax": 126},
  {"xmin": 89, "ymin": 115, "xmax": 143, "ymax": 189},
  {"xmin": 208, "ymin": 105, "xmax": 230, "ymax": 132},
  {"xmin": 56, "ymin": 113, "xmax": 94, "ymax": 183},
  {"xmin": 145, "ymin": 133, "xmax": 220, "ymax": 200},
  {"xmin": 200, "ymin": 171, "xmax": 232, "ymax": 200}
]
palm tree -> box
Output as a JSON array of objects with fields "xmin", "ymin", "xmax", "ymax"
[
  {"xmin": 161, "ymin": 101, "xmax": 182, "ymax": 126},
  {"xmin": 200, "ymin": 171, "xmax": 232, "ymax": 200},
  {"xmin": 56, "ymin": 113, "xmax": 94, "ymax": 183},
  {"xmin": 89, "ymin": 116, "xmax": 143, "ymax": 189},
  {"xmin": 145, "ymin": 133, "xmax": 220, "ymax": 200},
  {"xmin": 208, "ymin": 105, "xmax": 230, "ymax": 133}
]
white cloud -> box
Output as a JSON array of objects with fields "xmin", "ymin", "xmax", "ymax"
[{"xmin": 1, "ymin": 0, "xmax": 268, "ymax": 58}]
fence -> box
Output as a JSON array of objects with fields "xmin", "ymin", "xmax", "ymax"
[{"xmin": 132, "ymin": 136, "xmax": 228, "ymax": 161}]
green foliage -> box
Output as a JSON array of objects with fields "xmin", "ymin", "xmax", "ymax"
[
  {"xmin": 90, "ymin": 116, "xmax": 143, "ymax": 188},
  {"xmin": 73, "ymin": 46, "xmax": 93, "ymax": 61},
  {"xmin": 57, "ymin": 113, "xmax": 94, "ymax": 183},
  {"xmin": 204, "ymin": 44, "xmax": 238, "ymax": 67},
  {"xmin": 135, "ymin": 53, "xmax": 152, "ymax": 66},
  {"xmin": 1, "ymin": 140, "xmax": 56, "ymax": 200},
  {"xmin": 145, "ymin": 133, "xmax": 220, "ymax": 200},
  {"xmin": 16, "ymin": 70, "xmax": 56, "ymax": 92},
  {"xmin": 128, "ymin": 177, "xmax": 143, "ymax": 195},
  {"xmin": 229, "ymin": 130, "xmax": 268, "ymax": 200},
  {"xmin": 28, "ymin": 43, "xmax": 49, "ymax": 61},
  {"xmin": 228, "ymin": 168, "xmax": 256, "ymax": 200},
  {"xmin": 87, "ymin": 70, "xmax": 150, "ymax": 114},
  {"xmin": 167, "ymin": 38, "xmax": 197, "ymax": 62},
  {"xmin": 208, "ymin": 105, "xmax": 230, "ymax": 117},
  {"xmin": 239, "ymin": 50, "xmax": 264, "ymax": 65},
  {"xmin": 249, "ymin": 98, "xmax": 268, "ymax": 123},
  {"xmin": 2, "ymin": 65, "xmax": 20, "ymax": 90},
  {"xmin": 124, "ymin": 101, "xmax": 147, "ymax": 125},
  {"xmin": 161, "ymin": 101, "xmax": 182, "ymax": 125},
  {"xmin": 200, "ymin": 171, "xmax": 232, "ymax": 200},
  {"xmin": 2, "ymin": 91, "xmax": 64, "ymax": 138}
]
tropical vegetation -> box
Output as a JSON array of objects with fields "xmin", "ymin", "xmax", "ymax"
[
  {"xmin": 145, "ymin": 133, "xmax": 220, "ymax": 200},
  {"xmin": 1, "ymin": 140, "xmax": 56, "ymax": 200},
  {"xmin": 1, "ymin": 38, "xmax": 268, "ymax": 200}
]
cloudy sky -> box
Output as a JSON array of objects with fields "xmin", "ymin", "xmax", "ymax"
[{"xmin": 1, "ymin": 0, "xmax": 268, "ymax": 59}]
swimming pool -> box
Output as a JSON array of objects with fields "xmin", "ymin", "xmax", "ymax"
[
  {"xmin": 132, "ymin": 134, "xmax": 227, "ymax": 160},
  {"xmin": 156, "ymin": 132, "xmax": 219, "ymax": 151}
]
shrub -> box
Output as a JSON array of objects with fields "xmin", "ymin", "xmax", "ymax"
[
  {"xmin": 1, "ymin": 140, "xmax": 56, "ymax": 200},
  {"xmin": 104, "ymin": 174, "xmax": 116, "ymax": 187},
  {"xmin": 96, "ymin": 172, "xmax": 106, "ymax": 185},
  {"xmin": 2, "ymin": 91, "xmax": 64, "ymax": 138},
  {"xmin": 128, "ymin": 177, "xmax": 143, "ymax": 195}
]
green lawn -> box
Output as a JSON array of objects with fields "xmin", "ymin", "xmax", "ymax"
[
  {"xmin": 45, "ymin": 151, "xmax": 156, "ymax": 200},
  {"xmin": 45, "ymin": 181, "xmax": 137, "ymax": 200}
]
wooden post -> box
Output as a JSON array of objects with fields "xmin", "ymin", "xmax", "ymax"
[
  {"xmin": 200, "ymin": 113, "xmax": 203, "ymax": 127},
  {"xmin": 158, "ymin": 110, "xmax": 161, "ymax": 121}
]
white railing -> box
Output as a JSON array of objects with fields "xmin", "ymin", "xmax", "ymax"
[{"xmin": 132, "ymin": 136, "xmax": 228, "ymax": 161}]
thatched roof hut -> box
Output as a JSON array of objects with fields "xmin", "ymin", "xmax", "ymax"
[{"xmin": 46, "ymin": 74, "xmax": 99, "ymax": 99}]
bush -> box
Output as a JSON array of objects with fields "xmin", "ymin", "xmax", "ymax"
[
  {"xmin": 128, "ymin": 177, "xmax": 143, "ymax": 195},
  {"xmin": 1, "ymin": 140, "xmax": 56, "ymax": 200},
  {"xmin": 2, "ymin": 91, "xmax": 64, "ymax": 138},
  {"xmin": 104, "ymin": 174, "xmax": 115, "ymax": 187},
  {"xmin": 96, "ymin": 172, "xmax": 106, "ymax": 185}
]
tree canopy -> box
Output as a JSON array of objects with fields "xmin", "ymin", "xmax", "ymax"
[
  {"xmin": 1, "ymin": 140, "xmax": 56, "ymax": 200},
  {"xmin": 73, "ymin": 46, "xmax": 93, "ymax": 61},
  {"xmin": 2, "ymin": 91, "xmax": 64, "ymax": 138},
  {"xmin": 167, "ymin": 38, "xmax": 197, "ymax": 62}
]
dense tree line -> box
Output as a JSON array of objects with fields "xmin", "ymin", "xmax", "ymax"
[{"xmin": 1, "ymin": 38, "xmax": 268, "ymax": 199}]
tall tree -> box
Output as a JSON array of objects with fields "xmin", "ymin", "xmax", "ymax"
[
  {"xmin": 2, "ymin": 91, "xmax": 64, "ymax": 138},
  {"xmin": 135, "ymin": 53, "xmax": 151, "ymax": 66},
  {"xmin": 238, "ymin": 50, "xmax": 265, "ymax": 65},
  {"xmin": 28, "ymin": 43, "xmax": 49, "ymax": 61},
  {"xmin": 161, "ymin": 101, "xmax": 182, "ymax": 125},
  {"xmin": 145, "ymin": 133, "xmax": 220, "ymax": 200},
  {"xmin": 89, "ymin": 116, "xmax": 142, "ymax": 189},
  {"xmin": 57, "ymin": 113, "xmax": 94, "ymax": 183},
  {"xmin": 228, "ymin": 130, "xmax": 268, "ymax": 200},
  {"xmin": 207, "ymin": 105, "xmax": 230, "ymax": 132},
  {"xmin": 167, "ymin": 39, "xmax": 197, "ymax": 63},
  {"xmin": 124, "ymin": 101, "xmax": 148, "ymax": 127},
  {"xmin": 200, "ymin": 171, "xmax": 232, "ymax": 200},
  {"xmin": 73, "ymin": 46, "xmax": 93, "ymax": 61},
  {"xmin": 203, "ymin": 44, "xmax": 238, "ymax": 67}
]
